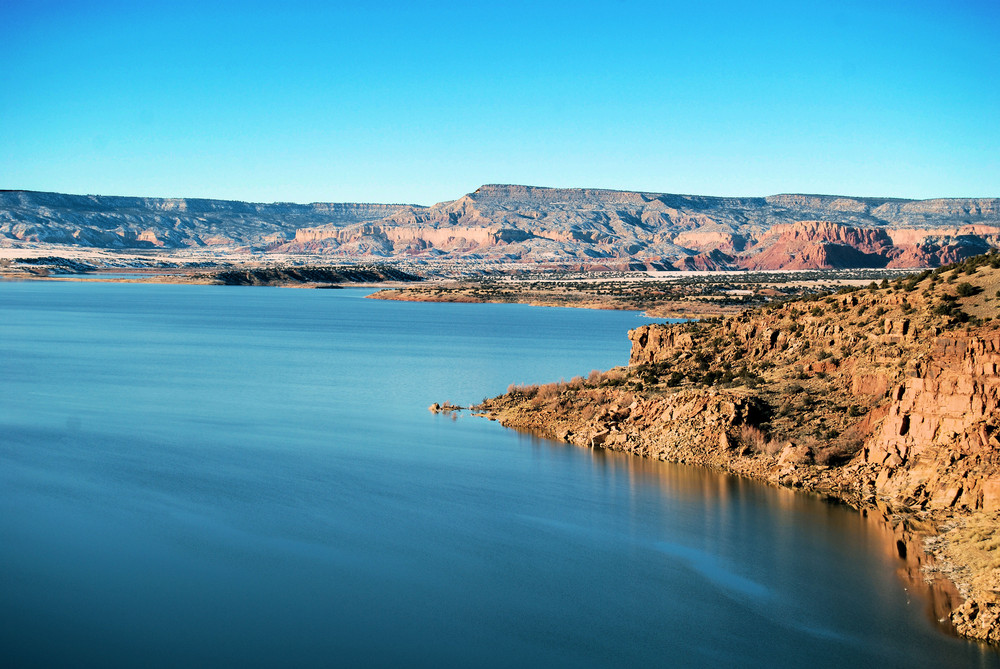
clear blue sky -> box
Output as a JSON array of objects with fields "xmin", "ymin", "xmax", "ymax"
[{"xmin": 2, "ymin": 0, "xmax": 997, "ymax": 204}]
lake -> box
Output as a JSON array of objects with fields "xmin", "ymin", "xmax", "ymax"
[{"xmin": 0, "ymin": 281, "xmax": 996, "ymax": 668}]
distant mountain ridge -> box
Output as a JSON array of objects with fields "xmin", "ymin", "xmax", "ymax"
[
  {"xmin": 2, "ymin": 186, "xmax": 999, "ymax": 269},
  {"xmin": 0, "ymin": 190, "xmax": 411, "ymax": 250}
]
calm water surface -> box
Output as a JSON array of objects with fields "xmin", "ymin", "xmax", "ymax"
[{"xmin": 1, "ymin": 282, "xmax": 996, "ymax": 668}]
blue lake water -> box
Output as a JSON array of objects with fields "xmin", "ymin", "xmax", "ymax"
[{"xmin": 1, "ymin": 281, "xmax": 997, "ymax": 668}]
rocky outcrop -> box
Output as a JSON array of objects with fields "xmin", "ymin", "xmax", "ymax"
[
  {"xmin": 736, "ymin": 220, "xmax": 999, "ymax": 270},
  {"xmin": 861, "ymin": 334, "xmax": 1000, "ymax": 511},
  {"xmin": 477, "ymin": 253, "xmax": 1000, "ymax": 643},
  {"xmin": 737, "ymin": 221, "xmax": 896, "ymax": 269}
]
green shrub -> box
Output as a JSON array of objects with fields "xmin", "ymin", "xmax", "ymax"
[{"xmin": 956, "ymin": 282, "xmax": 981, "ymax": 297}]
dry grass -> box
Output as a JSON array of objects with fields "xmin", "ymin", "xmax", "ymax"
[
  {"xmin": 739, "ymin": 424, "xmax": 782, "ymax": 455},
  {"xmin": 945, "ymin": 512, "xmax": 1000, "ymax": 594},
  {"xmin": 506, "ymin": 383, "xmax": 539, "ymax": 397}
]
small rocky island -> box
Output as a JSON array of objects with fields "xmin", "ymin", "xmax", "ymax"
[{"xmin": 475, "ymin": 251, "xmax": 1000, "ymax": 644}]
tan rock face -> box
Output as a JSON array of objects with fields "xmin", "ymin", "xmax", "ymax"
[
  {"xmin": 863, "ymin": 334, "xmax": 1000, "ymax": 511},
  {"xmin": 628, "ymin": 291, "xmax": 1000, "ymax": 514}
]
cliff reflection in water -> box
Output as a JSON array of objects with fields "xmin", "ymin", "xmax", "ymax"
[
  {"xmin": 517, "ymin": 430, "xmax": 962, "ymax": 637},
  {"xmin": 865, "ymin": 504, "xmax": 965, "ymax": 635}
]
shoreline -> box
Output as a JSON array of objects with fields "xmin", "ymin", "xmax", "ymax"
[
  {"xmin": 0, "ymin": 266, "xmax": 422, "ymax": 290},
  {"xmin": 469, "ymin": 254, "xmax": 1000, "ymax": 645},
  {"xmin": 474, "ymin": 410, "xmax": 976, "ymax": 640},
  {"xmin": 368, "ymin": 288, "xmax": 745, "ymax": 318},
  {"xmin": 472, "ymin": 389, "xmax": 1000, "ymax": 646}
]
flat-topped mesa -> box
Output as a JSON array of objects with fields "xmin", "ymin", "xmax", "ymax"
[
  {"xmin": 6, "ymin": 186, "xmax": 999, "ymax": 267},
  {"xmin": 471, "ymin": 184, "xmax": 654, "ymax": 205},
  {"xmin": 0, "ymin": 190, "xmax": 415, "ymax": 249}
]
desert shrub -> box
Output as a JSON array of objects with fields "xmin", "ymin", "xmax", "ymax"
[
  {"xmin": 814, "ymin": 438, "xmax": 864, "ymax": 466},
  {"xmin": 585, "ymin": 388, "xmax": 610, "ymax": 404},
  {"xmin": 508, "ymin": 383, "xmax": 539, "ymax": 398},
  {"xmin": 739, "ymin": 425, "xmax": 780, "ymax": 454},
  {"xmin": 537, "ymin": 383, "xmax": 559, "ymax": 401},
  {"xmin": 600, "ymin": 369, "xmax": 626, "ymax": 387},
  {"xmin": 956, "ymin": 282, "xmax": 981, "ymax": 297},
  {"xmin": 933, "ymin": 303, "xmax": 954, "ymax": 316}
]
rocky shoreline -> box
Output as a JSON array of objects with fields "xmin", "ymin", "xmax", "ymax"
[{"xmin": 473, "ymin": 253, "xmax": 1000, "ymax": 644}]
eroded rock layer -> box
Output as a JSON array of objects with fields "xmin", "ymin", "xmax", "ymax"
[{"xmin": 3, "ymin": 186, "xmax": 998, "ymax": 269}]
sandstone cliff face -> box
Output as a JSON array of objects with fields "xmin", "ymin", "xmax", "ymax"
[
  {"xmin": 627, "ymin": 299, "xmax": 1000, "ymax": 517},
  {"xmin": 862, "ymin": 334, "xmax": 1000, "ymax": 511},
  {"xmin": 734, "ymin": 220, "xmax": 999, "ymax": 270}
]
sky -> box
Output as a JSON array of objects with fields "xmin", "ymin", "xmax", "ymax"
[{"xmin": 1, "ymin": 0, "xmax": 998, "ymax": 204}]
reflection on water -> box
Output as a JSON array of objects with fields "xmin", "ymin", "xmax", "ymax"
[
  {"xmin": 864, "ymin": 504, "xmax": 965, "ymax": 634},
  {"xmin": 518, "ymin": 431, "xmax": 968, "ymax": 640}
]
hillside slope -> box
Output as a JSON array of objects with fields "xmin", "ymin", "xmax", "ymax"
[{"xmin": 475, "ymin": 251, "xmax": 1000, "ymax": 643}]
